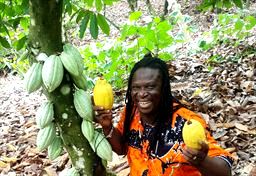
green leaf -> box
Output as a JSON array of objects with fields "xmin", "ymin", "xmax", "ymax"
[
  {"xmin": 97, "ymin": 14, "xmax": 110, "ymax": 35},
  {"xmin": 86, "ymin": 0, "xmax": 94, "ymax": 7},
  {"xmin": 76, "ymin": 10, "xmax": 84, "ymax": 23},
  {"xmin": 65, "ymin": 0, "xmax": 72, "ymax": 15},
  {"xmin": 158, "ymin": 52, "xmax": 173, "ymax": 61},
  {"xmin": 10, "ymin": 17, "xmax": 22, "ymax": 29},
  {"xmin": 20, "ymin": 17, "xmax": 29, "ymax": 30},
  {"xmin": 79, "ymin": 11, "xmax": 91, "ymax": 39},
  {"xmin": 95, "ymin": 0, "xmax": 103, "ymax": 11},
  {"xmin": 103, "ymin": 0, "xmax": 116, "ymax": 5},
  {"xmin": 235, "ymin": 19, "xmax": 244, "ymax": 31},
  {"xmin": 0, "ymin": 2, "xmax": 6, "ymax": 11},
  {"xmin": 216, "ymin": 0, "xmax": 223, "ymax": 8},
  {"xmin": 2, "ymin": 24, "xmax": 10, "ymax": 37},
  {"xmin": 90, "ymin": 13, "xmax": 98, "ymax": 39},
  {"xmin": 16, "ymin": 36, "xmax": 27, "ymax": 50},
  {"xmin": 129, "ymin": 11, "xmax": 142, "ymax": 21},
  {"xmin": 232, "ymin": 0, "xmax": 243, "ymax": 8},
  {"xmin": 0, "ymin": 36, "xmax": 11, "ymax": 48},
  {"xmin": 245, "ymin": 16, "xmax": 256, "ymax": 30},
  {"xmin": 223, "ymin": 0, "xmax": 232, "ymax": 8}
]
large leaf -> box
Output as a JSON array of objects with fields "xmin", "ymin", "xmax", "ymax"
[
  {"xmin": 90, "ymin": 13, "xmax": 98, "ymax": 39},
  {"xmin": 97, "ymin": 14, "xmax": 110, "ymax": 35},
  {"xmin": 79, "ymin": 11, "xmax": 91, "ymax": 39},
  {"xmin": 85, "ymin": 0, "xmax": 94, "ymax": 7},
  {"xmin": 16, "ymin": 36, "xmax": 27, "ymax": 50},
  {"xmin": 76, "ymin": 10, "xmax": 84, "ymax": 23},
  {"xmin": 0, "ymin": 36, "xmax": 10, "ymax": 48},
  {"xmin": 95, "ymin": 0, "xmax": 103, "ymax": 11}
]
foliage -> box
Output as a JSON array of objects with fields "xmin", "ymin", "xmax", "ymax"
[
  {"xmin": 197, "ymin": 0, "xmax": 244, "ymax": 11},
  {"xmin": 198, "ymin": 13, "xmax": 256, "ymax": 51},
  {"xmin": 79, "ymin": 3, "xmax": 196, "ymax": 89},
  {"xmin": 0, "ymin": 0, "xmax": 29, "ymax": 73},
  {"xmin": 0, "ymin": 0, "xmax": 29, "ymax": 50},
  {"xmin": 63, "ymin": 0, "xmax": 118, "ymax": 39}
]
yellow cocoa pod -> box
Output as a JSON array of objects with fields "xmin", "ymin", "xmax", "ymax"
[
  {"xmin": 93, "ymin": 78, "xmax": 114, "ymax": 110},
  {"xmin": 182, "ymin": 119, "xmax": 206, "ymax": 149}
]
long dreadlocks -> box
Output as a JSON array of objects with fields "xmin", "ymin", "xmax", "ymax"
[{"xmin": 123, "ymin": 53, "xmax": 174, "ymax": 154}]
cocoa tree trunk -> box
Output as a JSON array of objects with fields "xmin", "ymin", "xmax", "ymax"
[{"xmin": 28, "ymin": 0, "xmax": 105, "ymax": 175}]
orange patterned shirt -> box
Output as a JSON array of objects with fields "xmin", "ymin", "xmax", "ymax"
[{"xmin": 116, "ymin": 105, "xmax": 233, "ymax": 176}]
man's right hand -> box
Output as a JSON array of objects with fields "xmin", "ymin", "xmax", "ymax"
[{"xmin": 93, "ymin": 106, "xmax": 113, "ymax": 129}]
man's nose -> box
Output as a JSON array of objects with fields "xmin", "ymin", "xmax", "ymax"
[{"xmin": 138, "ymin": 88, "xmax": 148, "ymax": 97}]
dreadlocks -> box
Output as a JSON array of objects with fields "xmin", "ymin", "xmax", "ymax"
[{"xmin": 123, "ymin": 53, "xmax": 174, "ymax": 154}]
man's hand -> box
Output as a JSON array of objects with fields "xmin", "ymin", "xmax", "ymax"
[
  {"xmin": 93, "ymin": 106, "xmax": 113, "ymax": 129},
  {"xmin": 182, "ymin": 141, "xmax": 209, "ymax": 166}
]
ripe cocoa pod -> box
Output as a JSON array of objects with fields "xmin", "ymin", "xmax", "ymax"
[
  {"xmin": 65, "ymin": 167, "xmax": 79, "ymax": 176},
  {"xmin": 36, "ymin": 123, "xmax": 56, "ymax": 151},
  {"xmin": 93, "ymin": 77, "xmax": 114, "ymax": 110},
  {"xmin": 90, "ymin": 131, "xmax": 112, "ymax": 161},
  {"xmin": 36, "ymin": 102, "xmax": 54, "ymax": 129},
  {"xmin": 63, "ymin": 43, "xmax": 84, "ymax": 74},
  {"xmin": 24, "ymin": 62, "xmax": 43, "ymax": 93},
  {"xmin": 182, "ymin": 119, "xmax": 206, "ymax": 149},
  {"xmin": 48, "ymin": 136, "xmax": 63, "ymax": 160},
  {"xmin": 72, "ymin": 74, "xmax": 87, "ymax": 90},
  {"xmin": 60, "ymin": 51, "xmax": 80, "ymax": 77},
  {"xmin": 42, "ymin": 55, "xmax": 64, "ymax": 92},
  {"xmin": 81, "ymin": 120, "xmax": 94, "ymax": 142},
  {"xmin": 74, "ymin": 89, "xmax": 93, "ymax": 121}
]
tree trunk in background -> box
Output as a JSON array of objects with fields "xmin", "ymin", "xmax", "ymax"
[{"xmin": 28, "ymin": 0, "xmax": 104, "ymax": 175}]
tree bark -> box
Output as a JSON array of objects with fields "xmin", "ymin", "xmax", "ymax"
[
  {"xmin": 29, "ymin": 0, "xmax": 63, "ymax": 55},
  {"xmin": 28, "ymin": 0, "xmax": 105, "ymax": 175}
]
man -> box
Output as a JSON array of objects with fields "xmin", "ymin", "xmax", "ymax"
[{"xmin": 94, "ymin": 54, "xmax": 233, "ymax": 176}]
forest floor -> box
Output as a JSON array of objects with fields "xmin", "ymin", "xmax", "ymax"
[{"xmin": 0, "ymin": 0, "xmax": 256, "ymax": 176}]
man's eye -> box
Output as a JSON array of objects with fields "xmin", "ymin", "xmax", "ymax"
[
  {"xmin": 146, "ymin": 85, "xmax": 154, "ymax": 90},
  {"xmin": 132, "ymin": 86, "xmax": 139, "ymax": 91}
]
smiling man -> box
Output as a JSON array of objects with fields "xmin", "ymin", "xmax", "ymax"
[{"xmin": 94, "ymin": 54, "xmax": 234, "ymax": 176}]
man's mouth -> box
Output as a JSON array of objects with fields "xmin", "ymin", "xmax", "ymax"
[{"xmin": 138, "ymin": 101, "xmax": 151, "ymax": 108}]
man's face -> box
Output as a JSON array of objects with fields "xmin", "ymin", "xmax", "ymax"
[{"xmin": 131, "ymin": 67, "xmax": 162, "ymax": 120}]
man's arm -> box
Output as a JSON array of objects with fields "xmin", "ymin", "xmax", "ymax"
[
  {"xmin": 102, "ymin": 125, "xmax": 126, "ymax": 155},
  {"xmin": 196, "ymin": 156, "xmax": 231, "ymax": 176},
  {"xmin": 182, "ymin": 142, "xmax": 232, "ymax": 176},
  {"xmin": 94, "ymin": 106, "xmax": 127, "ymax": 155}
]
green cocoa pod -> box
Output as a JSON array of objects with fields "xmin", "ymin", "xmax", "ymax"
[
  {"xmin": 63, "ymin": 43, "xmax": 84, "ymax": 74},
  {"xmin": 24, "ymin": 62, "xmax": 43, "ymax": 93},
  {"xmin": 90, "ymin": 131, "xmax": 112, "ymax": 161},
  {"xmin": 81, "ymin": 120, "xmax": 94, "ymax": 142},
  {"xmin": 102, "ymin": 159, "xmax": 107, "ymax": 168},
  {"xmin": 36, "ymin": 102, "xmax": 54, "ymax": 129},
  {"xmin": 60, "ymin": 51, "xmax": 80, "ymax": 77},
  {"xmin": 65, "ymin": 167, "xmax": 79, "ymax": 176},
  {"xmin": 48, "ymin": 136, "xmax": 63, "ymax": 160},
  {"xmin": 36, "ymin": 123, "xmax": 56, "ymax": 151},
  {"xmin": 73, "ymin": 89, "xmax": 93, "ymax": 121},
  {"xmin": 42, "ymin": 55, "xmax": 64, "ymax": 92},
  {"xmin": 72, "ymin": 74, "xmax": 87, "ymax": 91}
]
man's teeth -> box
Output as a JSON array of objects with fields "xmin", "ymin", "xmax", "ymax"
[{"xmin": 139, "ymin": 102, "xmax": 150, "ymax": 107}]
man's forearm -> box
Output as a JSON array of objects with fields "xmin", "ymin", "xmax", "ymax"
[
  {"xmin": 103, "ymin": 126, "xmax": 126, "ymax": 155},
  {"xmin": 197, "ymin": 156, "xmax": 231, "ymax": 176}
]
